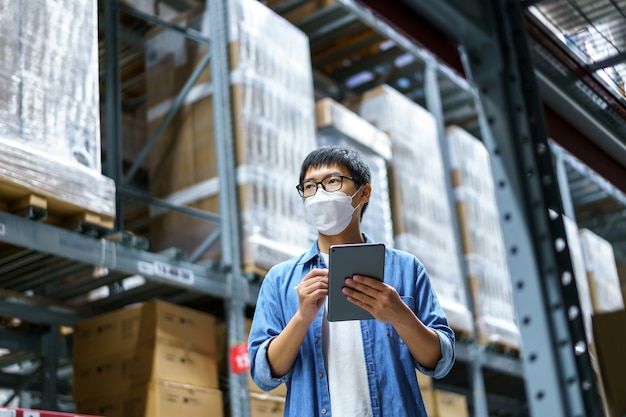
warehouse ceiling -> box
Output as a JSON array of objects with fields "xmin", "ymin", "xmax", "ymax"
[{"xmin": 529, "ymin": 0, "xmax": 626, "ymax": 103}]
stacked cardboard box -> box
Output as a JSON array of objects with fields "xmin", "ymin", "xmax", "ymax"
[
  {"xmin": 353, "ymin": 85, "xmax": 472, "ymax": 334},
  {"xmin": 417, "ymin": 371, "xmax": 469, "ymax": 417},
  {"xmin": 591, "ymin": 309, "xmax": 626, "ymax": 417},
  {"xmin": 579, "ymin": 228, "xmax": 624, "ymax": 313},
  {"xmin": 446, "ymin": 126, "xmax": 520, "ymax": 349},
  {"xmin": 315, "ymin": 98, "xmax": 394, "ymax": 247},
  {"xmin": 73, "ymin": 300, "xmax": 222, "ymax": 417},
  {"xmin": 0, "ymin": 0, "xmax": 114, "ymax": 222},
  {"xmin": 145, "ymin": 0, "xmax": 317, "ymax": 274}
]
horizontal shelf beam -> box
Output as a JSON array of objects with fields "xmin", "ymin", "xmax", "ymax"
[{"xmin": 0, "ymin": 212, "xmax": 230, "ymax": 301}]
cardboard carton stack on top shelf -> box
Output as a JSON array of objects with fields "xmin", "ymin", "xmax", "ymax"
[
  {"xmin": 72, "ymin": 300, "xmax": 222, "ymax": 417},
  {"xmin": 578, "ymin": 228, "xmax": 625, "ymax": 313},
  {"xmin": 145, "ymin": 0, "xmax": 317, "ymax": 274},
  {"xmin": 445, "ymin": 126, "xmax": 520, "ymax": 350},
  {"xmin": 0, "ymin": 0, "xmax": 114, "ymax": 227},
  {"xmin": 352, "ymin": 85, "xmax": 472, "ymax": 335},
  {"xmin": 315, "ymin": 97, "xmax": 394, "ymax": 248},
  {"xmin": 577, "ymin": 228, "xmax": 625, "ymax": 417}
]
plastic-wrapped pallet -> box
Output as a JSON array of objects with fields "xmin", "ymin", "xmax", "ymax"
[
  {"xmin": 0, "ymin": 0, "xmax": 114, "ymax": 221},
  {"xmin": 579, "ymin": 228, "xmax": 624, "ymax": 313},
  {"xmin": 354, "ymin": 85, "xmax": 472, "ymax": 334},
  {"xmin": 145, "ymin": 0, "xmax": 316, "ymax": 273},
  {"xmin": 562, "ymin": 215, "xmax": 594, "ymax": 343},
  {"xmin": 315, "ymin": 98, "xmax": 394, "ymax": 247},
  {"xmin": 445, "ymin": 126, "xmax": 520, "ymax": 349}
]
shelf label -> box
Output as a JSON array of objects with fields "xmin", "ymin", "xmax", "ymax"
[
  {"xmin": 0, "ymin": 223, "xmax": 5, "ymax": 236},
  {"xmin": 230, "ymin": 342, "xmax": 250, "ymax": 374},
  {"xmin": 137, "ymin": 261, "xmax": 195, "ymax": 285}
]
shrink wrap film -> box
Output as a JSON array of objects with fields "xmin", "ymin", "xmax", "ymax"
[
  {"xmin": 145, "ymin": 0, "xmax": 317, "ymax": 271},
  {"xmin": 446, "ymin": 126, "xmax": 520, "ymax": 349},
  {"xmin": 579, "ymin": 228, "xmax": 624, "ymax": 313},
  {"xmin": 355, "ymin": 86, "xmax": 472, "ymax": 333},
  {"xmin": 0, "ymin": 0, "xmax": 114, "ymax": 217},
  {"xmin": 315, "ymin": 98, "xmax": 394, "ymax": 247}
]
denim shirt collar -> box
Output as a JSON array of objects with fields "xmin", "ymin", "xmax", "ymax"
[{"xmin": 297, "ymin": 233, "xmax": 374, "ymax": 266}]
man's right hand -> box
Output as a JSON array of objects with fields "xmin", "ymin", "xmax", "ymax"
[{"xmin": 294, "ymin": 268, "xmax": 329, "ymax": 324}]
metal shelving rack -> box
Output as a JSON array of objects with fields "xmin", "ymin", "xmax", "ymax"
[{"xmin": 0, "ymin": 0, "xmax": 625, "ymax": 416}]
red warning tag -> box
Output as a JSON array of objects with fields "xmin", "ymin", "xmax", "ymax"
[{"xmin": 229, "ymin": 342, "xmax": 250, "ymax": 374}]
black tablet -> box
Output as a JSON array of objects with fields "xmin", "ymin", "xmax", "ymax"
[{"xmin": 328, "ymin": 243, "xmax": 385, "ymax": 321}]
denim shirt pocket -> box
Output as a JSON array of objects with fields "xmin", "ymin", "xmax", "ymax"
[{"xmin": 386, "ymin": 295, "xmax": 416, "ymax": 344}]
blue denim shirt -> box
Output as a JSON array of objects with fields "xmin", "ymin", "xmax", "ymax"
[{"xmin": 248, "ymin": 236, "xmax": 455, "ymax": 417}]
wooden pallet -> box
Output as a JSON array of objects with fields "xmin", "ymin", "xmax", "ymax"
[
  {"xmin": 0, "ymin": 178, "xmax": 114, "ymax": 235},
  {"xmin": 451, "ymin": 325, "xmax": 474, "ymax": 343},
  {"xmin": 480, "ymin": 339, "xmax": 521, "ymax": 358}
]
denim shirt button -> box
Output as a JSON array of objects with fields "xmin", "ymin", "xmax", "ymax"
[
  {"xmin": 319, "ymin": 372, "xmax": 324, "ymax": 379},
  {"xmin": 314, "ymin": 337, "xmax": 319, "ymax": 343},
  {"xmin": 321, "ymin": 408, "xmax": 327, "ymax": 414}
]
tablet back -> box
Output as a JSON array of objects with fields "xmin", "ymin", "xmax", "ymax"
[{"xmin": 328, "ymin": 243, "xmax": 385, "ymax": 321}]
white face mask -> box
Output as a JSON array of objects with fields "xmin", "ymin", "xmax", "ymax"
[{"xmin": 304, "ymin": 186, "xmax": 362, "ymax": 236}]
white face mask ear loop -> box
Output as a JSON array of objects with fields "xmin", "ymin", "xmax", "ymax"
[{"xmin": 351, "ymin": 184, "xmax": 365, "ymax": 210}]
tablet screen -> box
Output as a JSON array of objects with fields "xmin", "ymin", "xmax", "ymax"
[{"xmin": 328, "ymin": 243, "xmax": 385, "ymax": 321}]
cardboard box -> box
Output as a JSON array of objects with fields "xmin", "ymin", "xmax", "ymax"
[
  {"xmin": 416, "ymin": 371, "xmax": 433, "ymax": 391},
  {"xmin": 422, "ymin": 389, "xmax": 469, "ymax": 417},
  {"xmin": 76, "ymin": 380, "xmax": 223, "ymax": 417},
  {"xmin": 249, "ymin": 395, "xmax": 285, "ymax": 417},
  {"xmin": 592, "ymin": 309, "xmax": 626, "ymax": 417},
  {"xmin": 73, "ymin": 300, "xmax": 217, "ymax": 364},
  {"xmin": 136, "ymin": 380, "xmax": 223, "ymax": 417},
  {"xmin": 135, "ymin": 340, "xmax": 219, "ymax": 389},
  {"xmin": 72, "ymin": 303, "xmax": 142, "ymax": 363},
  {"xmin": 73, "ymin": 350, "xmax": 138, "ymax": 401},
  {"xmin": 73, "ymin": 340, "xmax": 219, "ymax": 401},
  {"xmin": 138, "ymin": 300, "xmax": 217, "ymax": 353}
]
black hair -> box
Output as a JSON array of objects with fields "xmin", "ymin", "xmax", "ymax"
[{"xmin": 299, "ymin": 145, "xmax": 371, "ymax": 219}]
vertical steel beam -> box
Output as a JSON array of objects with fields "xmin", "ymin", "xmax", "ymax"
[
  {"xmin": 103, "ymin": 0, "xmax": 124, "ymax": 232},
  {"xmin": 41, "ymin": 329, "xmax": 59, "ymax": 410},
  {"xmin": 207, "ymin": 1, "xmax": 250, "ymax": 416}
]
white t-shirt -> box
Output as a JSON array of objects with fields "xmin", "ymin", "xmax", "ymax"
[{"xmin": 320, "ymin": 252, "xmax": 373, "ymax": 417}]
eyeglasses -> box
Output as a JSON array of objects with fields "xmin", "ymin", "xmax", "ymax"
[{"xmin": 296, "ymin": 175, "xmax": 355, "ymax": 198}]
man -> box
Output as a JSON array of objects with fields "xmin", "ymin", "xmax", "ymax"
[{"xmin": 248, "ymin": 145, "xmax": 455, "ymax": 416}]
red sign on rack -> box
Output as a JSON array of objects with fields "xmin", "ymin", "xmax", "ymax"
[{"xmin": 229, "ymin": 342, "xmax": 250, "ymax": 374}]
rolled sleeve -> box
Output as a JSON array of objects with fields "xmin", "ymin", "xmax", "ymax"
[
  {"xmin": 415, "ymin": 328, "xmax": 455, "ymax": 378},
  {"xmin": 251, "ymin": 336, "xmax": 293, "ymax": 391}
]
